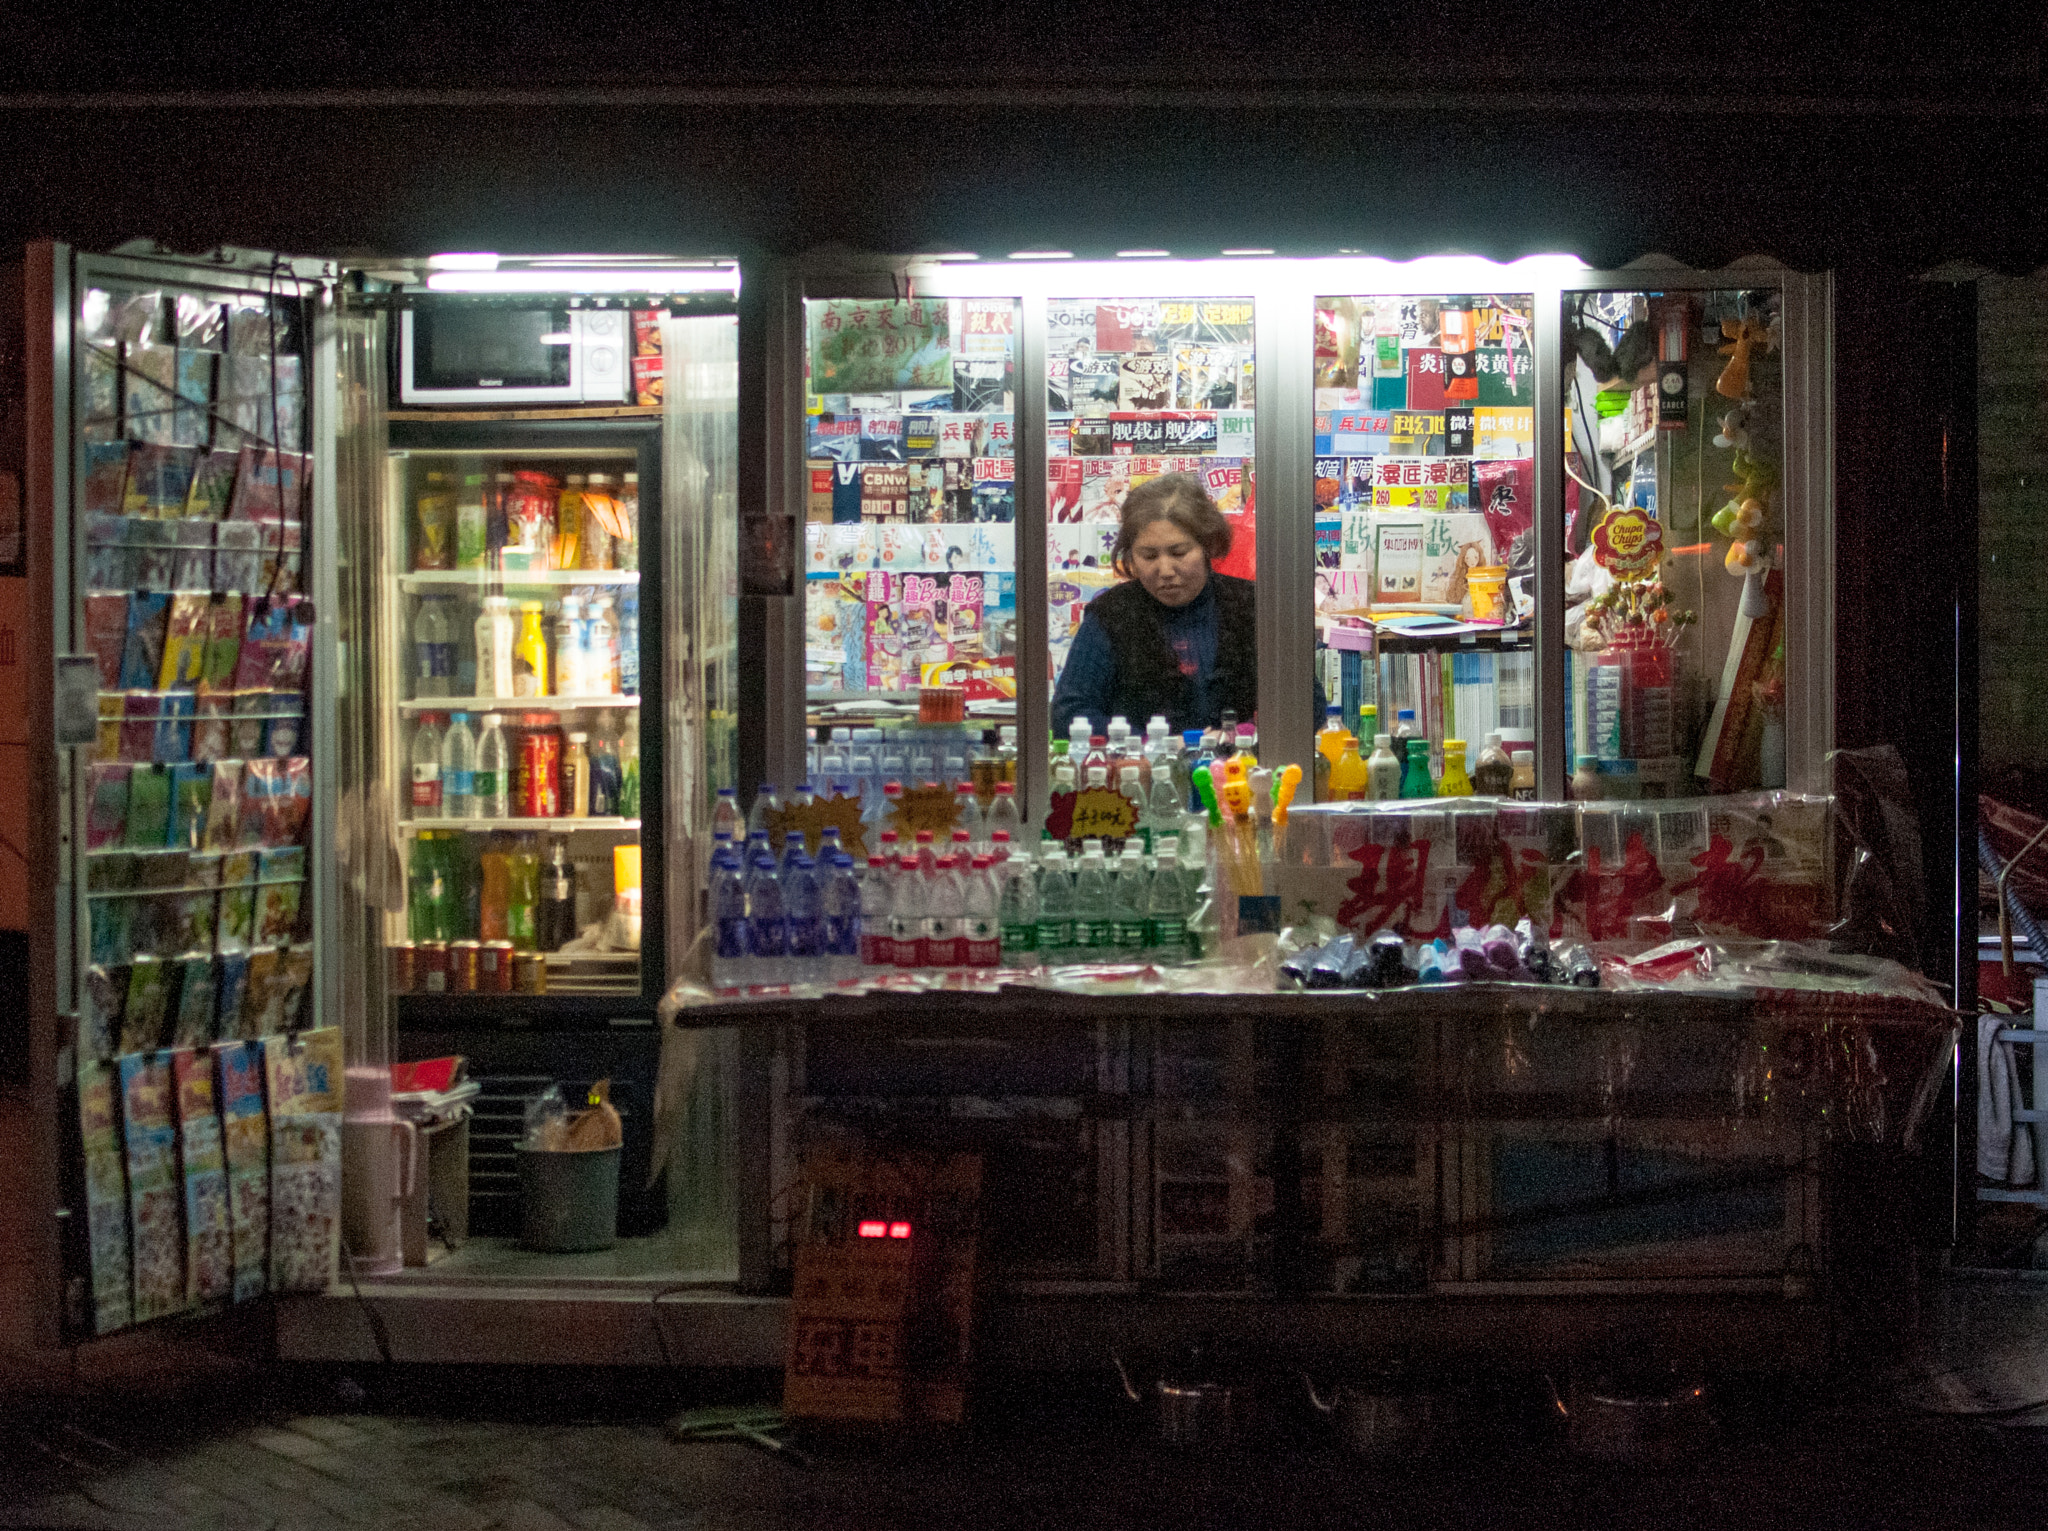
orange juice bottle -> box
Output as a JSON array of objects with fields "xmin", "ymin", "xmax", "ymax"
[{"xmin": 1329, "ymin": 732, "xmax": 1369, "ymax": 801}]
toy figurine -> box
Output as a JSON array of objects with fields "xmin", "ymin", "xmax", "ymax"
[{"xmin": 1715, "ymin": 316, "xmax": 1773, "ymax": 400}]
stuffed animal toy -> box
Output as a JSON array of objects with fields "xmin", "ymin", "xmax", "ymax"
[
  {"xmin": 1712, "ymin": 405, "xmax": 1751, "ymax": 451},
  {"xmin": 1715, "ymin": 316, "xmax": 1773, "ymax": 400}
]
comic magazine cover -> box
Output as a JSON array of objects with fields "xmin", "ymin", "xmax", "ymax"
[
  {"xmin": 859, "ymin": 413, "xmax": 906, "ymax": 461},
  {"xmin": 864, "ymin": 572, "xmax": 996, "ymax": 691},
  {"xmin": 958, "ymin": 298, "xmax": 1016, "ymax": 358},
  {"xmin": 119, "ymin": 1050, "xmax": 188, "ymax": 1323},
  {"xmin": 1174, "ymin": 346, "xmax": 1238, "ymax": 409},
  {"xmin": 78, "ymin": 1060, "xmax": 133, "ymax": 1333},
  {"xmin": 1049, "ymin": 458, "xmax": 1083, "ymax": 523},
  {"xmin": 1094, "ymin": 301, "xmax": 1158, "ymax": 354},
  {"xmin": 1077, "ymin": 459, "xmax": 1129, "ymax": 523},
  {"xmin": 264, "ymin": 1027, "xmax": 344, "ymax": 1294},
  {"xmin": 1046, "ymin": 301, "xmax": 1098, "ymax": 361},
  {"xmin": 1069, "ymin": 357, "xmax": 1120, "ymax": 417},
  {"xmin": 1159, "ymin": 298, "xmax": 1254, "ymax": 346},
  {"xmin": 1118, "ymin": 355, "xmax": 1172, "ymax": 411},
  {"xmin": 173, "ymin": 1048, "xmax": 232, "ymax": 1305},
  {"xmin": 972, "ymin": 458, "xmax": 1016, "ymax": 522},
  {"xmin": 1048, "ymin": 567, "xmax": 1122, "ymax": 684},
  {"xmin": 807, "ymin": 573, "xmax": 867, "ymax": 691},
  {"xmin": 1371, "ymin": 456, "xmax": 1469, "ymax": 507},
  {"xmin": 1046, "ymin": 357, "xmax": 1072, "ymax": 414},
  {"xmin": 1202, "ymin": 459, "xmax": 1249, "ymax": 514},
  {"xmin": 1162, "ymin": 413, "xmax": 1219, "ymax": 454},
  {"xmin": 1069, "ymin": 417, "xmax": 1112, "ymax": 457},
  {"xmin": 952, "ymin": 360, "xmax": 1008, "ymax": 414},
  {"xmin": 1475, "ymin": 407, "xmax": 1535, "ymax": 459},
  {"xmin": 1313, "ymin": 300, "xmax": 1362, "ymax": 390}
]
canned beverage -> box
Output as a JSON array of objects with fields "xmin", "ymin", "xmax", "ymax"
[
  {"xmin": 417, "ymin": 940, "xmax": 449, "ymax": 994},
  {"xmin": 388, "ymin": 941, "xmax": 417, "ymax": 994},
  {"xmin": 517, "ymin": 717, "xmax": 562, "ymax": 818},
  {"xmin": 513, "ymin": 950, "xmax": 548, "ymax": 994},
  {"xmin": 481, "ymin": 939, "xmax": 515, "ymax": 993},
  {"xmin": 449, "ymin": 939, "xmax": 481, "ymax": 993}
]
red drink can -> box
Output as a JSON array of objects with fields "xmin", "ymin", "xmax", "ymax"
[
  {"xmin": 517, "ymin": 716, "xmax": 562, "ymax": 818},
  {"xmin": 481, "ymin": 939, "xmax": 515, "ymax": 992},
  {"xmin": 388, "ymin": 942, "xmax": 417, "ymax": 994},
  {"xmin": 449, "ymin": 939, "xmax": 481, "ymax": 993},
  {"xmin": 417, "ymin": 940, "xmax": 449, "ymax": 993}
]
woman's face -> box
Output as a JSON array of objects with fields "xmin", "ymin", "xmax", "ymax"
[{"xmin": 1129, "ymin": 516, "xmax": 1209, "ymax": 607}]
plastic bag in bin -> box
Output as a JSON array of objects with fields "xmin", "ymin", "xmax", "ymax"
[{"xmin": 521, "ymin": 1079, "xmax": 623, "ymax": 1152}]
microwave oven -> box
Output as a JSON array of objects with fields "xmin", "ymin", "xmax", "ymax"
[{"xmin": 398, "ymin": 304, "xmax": 631, "ymax": 406}]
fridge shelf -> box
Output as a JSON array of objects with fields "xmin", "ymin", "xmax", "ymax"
[
  {"xmin": 397, "ymin": 695, "xmax": 640, "ymax": 715},
  {"xmin": 397, "ymin": 569, "xmax": 640, "ymax": 591},
  {"xmin": 402, "ymin": 817, "xmax": 641, "ymax": 834}
]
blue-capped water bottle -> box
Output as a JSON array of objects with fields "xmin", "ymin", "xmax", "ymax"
[
  {"xmin": 783, "ymin": 846, "xmax": 822, "ymax": 985},
  {"xmin": 745, "ymin": 847, "xmax": 787, "ymax": 981},
  {"xmin": 709, "ymin": 840, "xmax": 750, "ymax": 989},
  {"xmin": 822, "ymin": 845, "xmax": 862, "ymax": 982}
]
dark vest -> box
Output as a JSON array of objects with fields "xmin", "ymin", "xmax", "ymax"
[{"xmin": 1084, "ymin": 573, "xmax": 1259, "ymax": 735}]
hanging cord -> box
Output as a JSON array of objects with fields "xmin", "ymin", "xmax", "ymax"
[{"xmin": 1980, "ymin": 821, "xmax": 2048, "ymax": 979}]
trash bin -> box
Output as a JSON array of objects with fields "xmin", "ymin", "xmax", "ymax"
[{"xmin": 518, "ymin": 1144, "xmax": 621, "ymax": 1252}]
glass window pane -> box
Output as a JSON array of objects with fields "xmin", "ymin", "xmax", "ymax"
[
  {"xmin": 1310, "ymin": 293, "xmax": 1535, "ymax": 801},
  {"xmin": 1046, "ymin": 295, "xmax": 1258, "ymax": 760},
  {"xmin": 1561, "ymin": 289, "xmax": 1783, "ymax": 795}
]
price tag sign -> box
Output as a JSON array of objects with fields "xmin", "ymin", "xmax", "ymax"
[{"xmin": 1043, "ymin": 786, "xmax": 1138, "ymax": 846}]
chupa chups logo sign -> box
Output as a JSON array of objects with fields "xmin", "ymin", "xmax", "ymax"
[{"xmin": 1591, "ymin": 505, "xmax": 1663, "ymax": 581}]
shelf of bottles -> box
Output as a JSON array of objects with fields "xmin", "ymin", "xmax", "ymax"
[
  {"xmin": 802, "ymin": 296, "xmax": 1022, "ymax": 730},
  {"xmin": 1310, "ymin": 292, "xmax": 1538, "ymax": 801},
  {"xmin": 389, "ymin": 448, "xmax": 646, "ymax": 998}
]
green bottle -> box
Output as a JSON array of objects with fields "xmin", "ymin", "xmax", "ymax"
[{"xmin": 1399, "ymin": 737, "xmax": 1437, "ymax": 799}]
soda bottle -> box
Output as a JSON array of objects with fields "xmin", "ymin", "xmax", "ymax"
[
  {"xmin": 710, "ymin": 841, "xmax": 749, "ymax": 988},
  {"xmin": 1400, "ymin": 738, "xmax": 1437, "ymax": 799},
  {"xmin": 410, "ymin": 712, "xmax": 446, "ymax": 819},
  {"xmin": 455, "ymin": 473, "xmax": 488, "ymax": 570},
  {"xmin": 413, "ymin": 471, "xmax": 455, "ymax": 571},
  {"xmin": 924, "ymin": 855, "xmax": 964, "ymax": 967},
  {"xmin": 987, "ymin": 782, "xmax": 1023, "ymax": 846},
  {"xmin": 407, "ymin": 832, "xmax": 448, "ymax": 941},
  {"xmin": 553, "ymin": 597, "xmax": 585, "ymax": 697},
  {"xmin": 997, "ymin": 849, "xmax": 1040, "ymax": 964},
  {"xmin": 506, "ymin": 837, "xmax": 540, "ymax": 950},
  {"xmin": 618, "ymin": 712, "xmax": 641, "ymax": 817},
  {"xmin": 1072, "ymin": 839, "xmax": 1113, "ymax": 957},
  {"xmin": 783, "ymin": 846, "xmax": 822, "ymax": 985},
  {"xmin": 889, "ymin": 854, "xmax": 927, "ymax": 968},
  {"xmin": 475, "ymin": 714, "xmax": 510, "ymax": 819},
  {"xmin": 1035, "ymin": 845, "xmax": 1075, "ymax": 962},
  {"xmin": 822, "ymin": 844, "xmax": 862, "ymax": 982},
  {"xmin": 859, "ymin": 855, "xmax": 895, "ymax": 969},
  {"xmin": 414, "ymin": 596, "xmax": 455, "ymax": 699},
  {"xmin": 1112, "ymin": 843, "xmax": 1151, "ymax": 953},
  {"xmin": 442, "ymin": 711, "xmax": 478, "ymax": 819},
  {"xmin": 538, "ymin": 836, "xmax": 577, "ymax": 951},
  {"xmin": 586, "ymin": 717, "xmax": 620, "ymax": 817},
  {"xmin": 1145, "ymin": 846, "xmax": 1192, "ymax": 964},
  {"xmin": 746, "ymin": 848, "xmax": 788, "ymax": 978},
  {"xmin": 963, "ymin": 856, "xmax": 1001, "ymax": 967},
  {"xmin": 480, "ymin": 842, "xmax": 511, "ymax": 941}
]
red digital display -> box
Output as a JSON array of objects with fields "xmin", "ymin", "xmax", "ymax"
[
  {"xmin": 888, "ymin": 1221, "xmax": 913, "ymax": 1239},
  {"xmin": 856, "ymin": 1220, "xmax": 889, "ymax": 1239}
]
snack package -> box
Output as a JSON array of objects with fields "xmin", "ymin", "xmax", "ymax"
[
  {"xmin": 88, "ymin": 895, "xmax": 133, "ymax": 967},
  {"xmin": 81, "ymin": 344, "xmax": 123, "ymax": 443},
  {"xmin": 82, "ymin": 966, "xmax": 127, "ymax": 1064},
  {"xmin": 230, "ymin": 692, "xmax": 269, "ymax": 757},
  {"xmin": 86, "ymin": 849, "xmax": 136, "ymax": 894},
  {"xmin": 120, "ymin": 957, "xmax": 171, "ymax": 1052},
  {"xmin": 214, "ymin": 951, "xmax": 252, "ymax": 1036},
  {"xmin": 118, "ymin": 592, "xmax": 172, "ymax": 691},
  {"xmin": 169, "ymin": 526, "xmax": 214, "ymax": 592},
  {"xmin": 78, "ymin": 1063, "xmax": 132, "ymax": 1335},
  {"xmin": 258, "ymin": 845, "xmax": 306, "ymax": 883},
  {"xmin": 167, "ymin": 890, "xmax": 218, "ymax": 956},
  {"xmin": 165, "ymin": 763, "xmax": 211, "ymax": 850},
  {"xmin": 174, "ymin": 349, "xmax": 217, "ymax": 452},
  {"xmin": 85, "ymin": 516, "xmax": 133, "ymax": 589},
  {"xmin": 236, "ymin": 758, "xmax": 278, "ymax": 848},
  {"xmin": 151, "ymin": 691, "xmax": 195, "ymax": 764},
  {"xmin": 216, "ymin": 875, "xmax": 255, "ymax": 956},
  {"xmin": 191, "ymin": 695, "xmax": 233, "ymax": 764},
  {"xmin": 124, "ymin": 763, "xmax": 172, "ymax": 848},
  {"xmin": 201, "ymin": 762, "xmax": 242, "ymax": 853},
  {"xmin": 259, "ymin": 522, "xmax": 304, "ymax": 599},
  {"xmin": 184, "ymin": 448, "xmax": 239, "ymax": 520},
  {"xmin": 199, "ymin": 594, "xmax": 245, "ymax": 689},
  {"xmin": 83, "ymin": 442, "xmax": 131, "ymax": 517},
  {"xmin": 232, "ymin": 596, "xmax": 309, "ymax": 693},
  {"xmin": 86, "ymin": 762, "xmax": 131, "ymax": 849}
]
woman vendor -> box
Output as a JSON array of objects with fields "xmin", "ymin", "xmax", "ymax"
[{"xmin": 1051, "ymin": 474, "xmax": 1257, "ymax": 737}]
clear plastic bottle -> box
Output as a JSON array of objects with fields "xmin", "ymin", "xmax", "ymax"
[
  {"xmin": 913, "ymin": 829, "xmax": 938, "ymax": 878},
  {"xmin": 711, "ymin": 785, "xmax": 742, "ymax": 842},
  {"xmin": 951, "ymin": 782, "xmax": 983, "ymax": 849},
  {"xmin": 1065, "ymin": 717, "xmax": 1092, "ymax": 772},
  {"xmin": 618, "ymin": 592, "xmax": 639, "ymax": 695},
  {"xmin": 962, "ymin": 856, "xmax": 1001, "ymax": 966},
  {"xmin": 563, "ymin": 730, "xmax": 590, "ymax": 817},
  {"xmin": 475, "ymin": 713, "xmax": 510, "ymax": 819},
  {"xmin": 987, "ymin": 782, "xmax": 1023, "ymax": 846},
  {"xmin": 997, "ymin": 850, "xmax": 1040, "ymax": 963},
  {"xmin": 782, "ymin": 846, "xmax": 822, "ymax": 985},
  {"xmin": 747, "ymin": 782, "xmax": 781, "ymax": 837},
  {"xmin": 998, "ymin": 725, "xmax": 1019, "ymax": 784},
  {"xmin": 710, "ymin": 841, "xmax": 749, "ymax": 988},
  {"xmin": 778, "ymin": 829, "xmax": 809, "ymax": 877},
  {"xmin": 413, "ymin": 596, "xmax": 455, "ymax": 699},
  {"xmin": 822, "ymin": 847, "xmax": 862, "ymax": 981},
  {"xmin": 1112, "ymin": 843, "xmax": 1151, "ymax": 954},
  {"xmin": 475, "ymin": 596, "xmax": 514, "ymax": 699},
  {"xmin": 441, "ymin": 711, "xmax": 478, "ymax": 819},
  {"xmin": 1392, "ymin": 708, "xmax": 1419, "ymax": 744},
  {"xmin": 455, "ymin": 473, "xmax": 488, "ymax": 570},
  {"xmin": 788, "ymin": 779, "xmax": 816, "ymax": 815},
  {"xmin": 890, "ymin": 854, "xmax": 927, "ymax": 968},
  {"xmin": 924, "ymin": 854, "xmax": 965, "ymax": 967},
  {"xmin": 410, "ymin": 712, "xmax": 446, "ymax": 819},
  {"xmin": 1035, "ymin": 845, "xmax": 1075, "ymax": 962},
  {"xmin": 1072, "ymin": 839, "xmax": 1112, "ymax": 957},
  {"xmin": 745, "ymin": 848, "xmax": 787, "ymax": 980},
  {"xmin": 859, "ymin": 855, "xmax": 894, "ymax": 968},
  {"xmin": 1118, "ymin": 764, "xmax": 1145, "ymax": 844},
  {"xmin": 989, "ymin": 828, "xmax": 1014, "ymax": 864},
  {"xmin": 590, "ymin": 595, "xmax": 622, "ymax": 695},
  {"xmin": 1511, "ymin": 749, "xmax": 1538, "ymax": 801},
  {"xmin": 618, "ymin": 712, "xmax": 641, "ymax": 817},
  {"xmin": 1146, "ymin": 847, "xmax": 1191, "ymax": 963},
  {"xmin": 1366, "ymin": 733, "xmax": 1403, "ymax": 801},
  {"xmin": 1147, "ymin": 760, "xmax": 1183, "ymax": 848},
  {"xmin": 553, "ymin": 597, "xmax": 585, "ymax": 697},
  {"xmin": 1330, "ymin": 733, "xmax": 1368, "ymax": 801},
  {"xmin": 617, "ymin": 472, "xmax": 640, "ymax": 572}
]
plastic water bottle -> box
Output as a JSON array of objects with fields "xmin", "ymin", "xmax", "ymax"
[
  {"xmin": 954, "ymin": 783, "xmax": 985, "ymax": 850},
  {"xmin": 1146, "ymin": 847, "xmax": 1192, "ymax": 963},
  {"xmin": 963, "ymin": 856, "xmax": 1001, "ymax": 967},
  {"xmin": 1118, "ymin": 764, "xmax": 1145, "ymax": 842},
  {"xmin": 782, "ymin": 847, "xmax": 822, "ymax": 984},
  {"xmin": 924, "ymin": 855, "xmax": 964, "ymax": 967},
  {"xmin": 618, "ymin": 591, "xmax": 640, "ymax": 696},
  {"xmin": 788, "ymin": 780, "xmax": 816, "ymax": 814},
  {"xmin": 710, "ymin": 842, "xmax": 749, "ymax": 988},
  {"xmin": 1112, "ymin": 844, "xmax": 1151, "ymax": 954},
  {"xmin": 890, "ymin": 855, "xmax": 926, "ymax": 968},
  {"xmin": 413, "ymin": 595, "xmax": 455, "ymax": 699},
  {"xmin": 987, "ymin": 782, "xmax": 1023, "ymax": 846},
  {"xmin": 1072, "ymin": 839, "xmax": 1113, "ymax": 957},
  {"xmin": 989, "ymin": 829, "xmax": 1014, "ymax": 864},
  {"xmin": 745, "ymin": 850, "xmax": 787, "ymax": 979},
  {"xmin": 475, "ymin": 713, "xmax": 511, "ymax": 819},
  {"xmin": 913, "ymin": 829, "xmax": 938, "ymax": 878},
  {"xmin": 997, "ymin": 850, "xmax": 1039, "ymax": 964},
  {"xmin": 820, "ymin": 751, "xmax": 851, "ymax": 801},
  {"xmin": 823, "ymin": 847, "xmax": 861, "ymax": 982},
  {"xmin": 441, "ymin": 711, "xmax": 478, "ymax": 819},
  {"xmin": 859, "ymin": 856, "xmax": 894, "ymax": 969},
  {"xmin": 1148, "ymin": 763, "xmax": 1183, "ymax": 852},
  {"xmin": 747, "ymin": 783, "xmax": 781, "ymax": 837},
  {"xmin": 409, "ymin": 712, "xmax": 445, "ymax": 819},
  {"xmin": 711, "ymin": 786, "xmax": 742, "ymax": 842},
  {"xmin": 1035, "ymin": 845, "xmax": 1075, "ymax": 963},
  {"xmin": 778, "ymin": 830, "xmax": 809, "ymax": 877}
]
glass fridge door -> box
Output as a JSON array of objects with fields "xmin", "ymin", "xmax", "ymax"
[{"xmin": 379, "ymin": 425, "xmax": 658, "ymax": 1008}]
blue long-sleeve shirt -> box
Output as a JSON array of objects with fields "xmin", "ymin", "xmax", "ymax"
[{"xmin": 1052, "ymin": 580, "xmax": 1218, "ymax": 738}]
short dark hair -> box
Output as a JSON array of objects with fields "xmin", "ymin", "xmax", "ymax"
[{"xmin": 1111, "ymin": 474, "xmax": 1233, "ymax": 579}]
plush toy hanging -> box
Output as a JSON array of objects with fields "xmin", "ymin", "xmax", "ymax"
[
  {"xmin": 1715, "ymin": 316, "xmax": 1774, "ymax": 401},
  {"xmin": 1707, "ymin": 307, "xmax": 1781, "ymax": 618}
]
